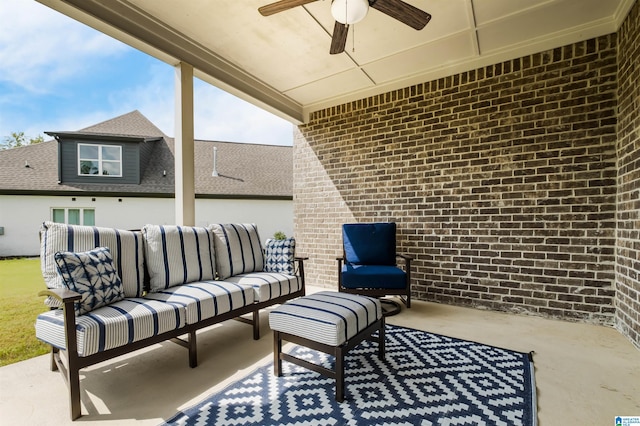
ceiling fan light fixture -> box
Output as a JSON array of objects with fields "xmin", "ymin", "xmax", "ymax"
[{"xmin": 331, "ymin": 0, "xmax": 368, "ymax": 25}]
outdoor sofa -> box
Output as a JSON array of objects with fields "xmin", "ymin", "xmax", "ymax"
[{"xmin": 34, "ymin": 221, "xmax": 306, "ymax": 420}]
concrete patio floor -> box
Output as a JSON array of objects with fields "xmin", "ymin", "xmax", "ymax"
[{"xmin": 1, "ymin": 286, "xmax": 638, "ymax": 425}]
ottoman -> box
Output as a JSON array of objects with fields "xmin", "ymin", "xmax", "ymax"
[{"xmin": 268, "ymin": 291, "xmax": 385, "ymax": 402}]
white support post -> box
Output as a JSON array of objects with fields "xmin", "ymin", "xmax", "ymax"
[{"xmin": 174, "ymin": 62, "xmax": 195, "ymax": 226}]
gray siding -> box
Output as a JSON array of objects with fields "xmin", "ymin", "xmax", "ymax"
[{"xmin": 139, "ymin": 139, "xmax": 157, "ymax": 178}]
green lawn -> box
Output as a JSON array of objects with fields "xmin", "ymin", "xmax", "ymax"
[{"xmin": 0, "ymin": 258, "xmax": 50, "ymax": 366}]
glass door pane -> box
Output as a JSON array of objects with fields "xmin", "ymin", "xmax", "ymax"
[
  {"xmin": 83, "ymin": 209, "xmax": 95, "ymax": 226},
  {"xmin": 52, "ymin": 209, "xmax": 65, "ymax": 223},
  {"xmin": 68, "ymin": 209, "xmax": 80, "ymax": 225}
]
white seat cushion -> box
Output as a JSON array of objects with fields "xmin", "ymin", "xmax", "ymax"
[
  {"xmin": 35, "ymin": 298, "xmax": 186, "ymax": 357},
  {"xmin": 222, "ymin": 272, "xmax": 302, "ymax": 303},
  {"xmin": 144, "ymin": 281, "xmax": 255, "ymax": 324},
  {"xmin": 268, "ymin": 291, "xmax": 382, "ymax": 346}
]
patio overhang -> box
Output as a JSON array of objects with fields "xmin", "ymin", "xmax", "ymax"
[
  {"xmin": 36, "ymin": 0, "xmax": 636, "ymax": 123},
  {"xmin": 36, "ymin": 0, "xmax": 306, "ymax": 125},
  {"xmin": 34, "ymin": 0, "xmax": 637, "ymax": 227}
]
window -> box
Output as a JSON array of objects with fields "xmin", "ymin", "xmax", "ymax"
[
  {"xmin": 78, "ymin": 144, "xmax": 122, "ymax": 176},
  {"xmin": 52, "ymin": 208, "xmax": 95, "ymax": 226}
]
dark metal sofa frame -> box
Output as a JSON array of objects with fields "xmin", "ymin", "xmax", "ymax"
[{"xmin": 39, "ymin": 257, "xmax": 306, "ymax": 421}]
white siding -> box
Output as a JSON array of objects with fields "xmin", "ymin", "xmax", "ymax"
[{"xmin": 0, "ymin": 195, "xmax": 293, "ymax": 257}]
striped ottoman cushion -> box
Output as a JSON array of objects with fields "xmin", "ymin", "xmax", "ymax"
[
  {"xmin": 221, "ymin": 272, "xmax": 302, "ymax": 303},
  {"xmin": 144, "ymin": 281, "xmax": 255, "ymax": 324},
  {"xmin": 269, "ymin": 291, "xmax": 382, "ymax": 346},
  {"xmin": 35, "ymin": 299, "xmax": 186, "ymax": 357}
]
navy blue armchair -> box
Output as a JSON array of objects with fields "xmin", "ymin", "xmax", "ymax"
[{"xmin": 337, "ymin": 222, "xmax": 413, "ymax": 313}]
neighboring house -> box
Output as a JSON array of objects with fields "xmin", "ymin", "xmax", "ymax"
[{"xmin": 0, "ymin": 111, "xmax": 293, "ymax": 257}]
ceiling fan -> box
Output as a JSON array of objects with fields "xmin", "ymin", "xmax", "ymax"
[{"xmin": 258, "ymin": 0, "xmax": 432, "ymax": 54}]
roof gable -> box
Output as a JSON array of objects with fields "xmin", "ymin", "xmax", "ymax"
[{"xmin": 81, "ymin": 110, "xmax": 166, "ymax": 138}]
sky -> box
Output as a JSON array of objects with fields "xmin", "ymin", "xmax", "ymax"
[{"xmin": 0, "ymin": 0, "xmax": 294, "ymax": 146}]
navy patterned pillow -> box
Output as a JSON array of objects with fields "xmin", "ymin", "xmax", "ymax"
[
  {"xmin": 264, "ymin": 238, "xmax": 295, "ymax": 275},
  {"xmin": 54, "ymin": 247, "xmax": 125, "ymax": 315}
]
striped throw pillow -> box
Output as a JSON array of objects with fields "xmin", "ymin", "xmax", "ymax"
[
  {"xmin": 142, "ymin": 225, "xmax": 216, "ymax": 292},
  {"xmin": 40, "ymin": 222, "xmax": 145, "ymax": 306},
  {"xmin": 209, "ymin": 224, "xmax": 264, "ymax": 279}
]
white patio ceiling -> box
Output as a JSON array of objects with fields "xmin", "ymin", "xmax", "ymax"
[{"xmin": 37, "ymin": 0, "xmax": 635, "ymax": 124}]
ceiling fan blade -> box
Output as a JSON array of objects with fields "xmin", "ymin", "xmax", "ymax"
[
  {"xmin": 370, "ymin": 0, "xmax": 431, "ymax": 30},
  {"xmin": 330, "ymin": 21, "xmax": 349, "ymax": 54},
  {"xmin": 258, "ymin": 0, "xmax": 318, "ymax": 16}
]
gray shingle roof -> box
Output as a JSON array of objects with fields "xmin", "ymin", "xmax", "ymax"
[
  {"xmin": 82, "ymin": 110, "xmax": 166, "ymax": 138},
  {"xmin": 0, "ymin": 111, "xmax": 292, "ymax": 198}
]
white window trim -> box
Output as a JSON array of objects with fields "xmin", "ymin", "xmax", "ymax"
[{"xmin": 77, "ymin": 143, "xmax": 123, "ymax": 177}]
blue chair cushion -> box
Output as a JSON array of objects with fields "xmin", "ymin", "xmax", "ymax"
[
  {"xmin": 341, "ymin": 264, "xmax": 407, "ymax": 289},
  {"xmin": 343, "ymin": 223, "xmax": 396, "ymax": 266}
]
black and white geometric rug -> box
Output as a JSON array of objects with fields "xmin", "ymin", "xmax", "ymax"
[{"xmin": 164, "ymin": 325, "xmax": 536, "ymax": 425}]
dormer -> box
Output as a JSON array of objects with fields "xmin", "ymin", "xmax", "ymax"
[{"xmin": 45, "ymin": 131, "xmax": 162, "ymax": 185}]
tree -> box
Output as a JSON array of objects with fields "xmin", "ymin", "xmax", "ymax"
[
  {"xmin": 1, "ymin": 132, "xmax": 45, "ymax": 150},
  {"xmin": 30, "ymin": 134, "xmax": 45, "ymax": 144}
]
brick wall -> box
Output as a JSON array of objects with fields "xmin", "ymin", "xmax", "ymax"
[
  {"xmin": 616, "ymin": 0, "xmax": 640, "ymax": 348},
  {"xmin": 294, "ymin": 33, "xmax": 621, "ymax": 325}
]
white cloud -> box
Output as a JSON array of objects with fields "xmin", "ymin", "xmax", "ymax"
[
  {"xmin": 193, "ymin": 80, "xmax": 293, "ymax": 145},
  {"xmin": 106, "ymin": 68, "xmax": 293, "ymax": 145},
  {"xmin": 0, "ymin": 0, "xmax": 294, "ymax": 146},
  {"xmin": 0, "ymin": 0, "xmax": 128, "ymax": 93},
  {"xmin": 104, "ymin": 61, "xmax": 175, "ymax": 135}
]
